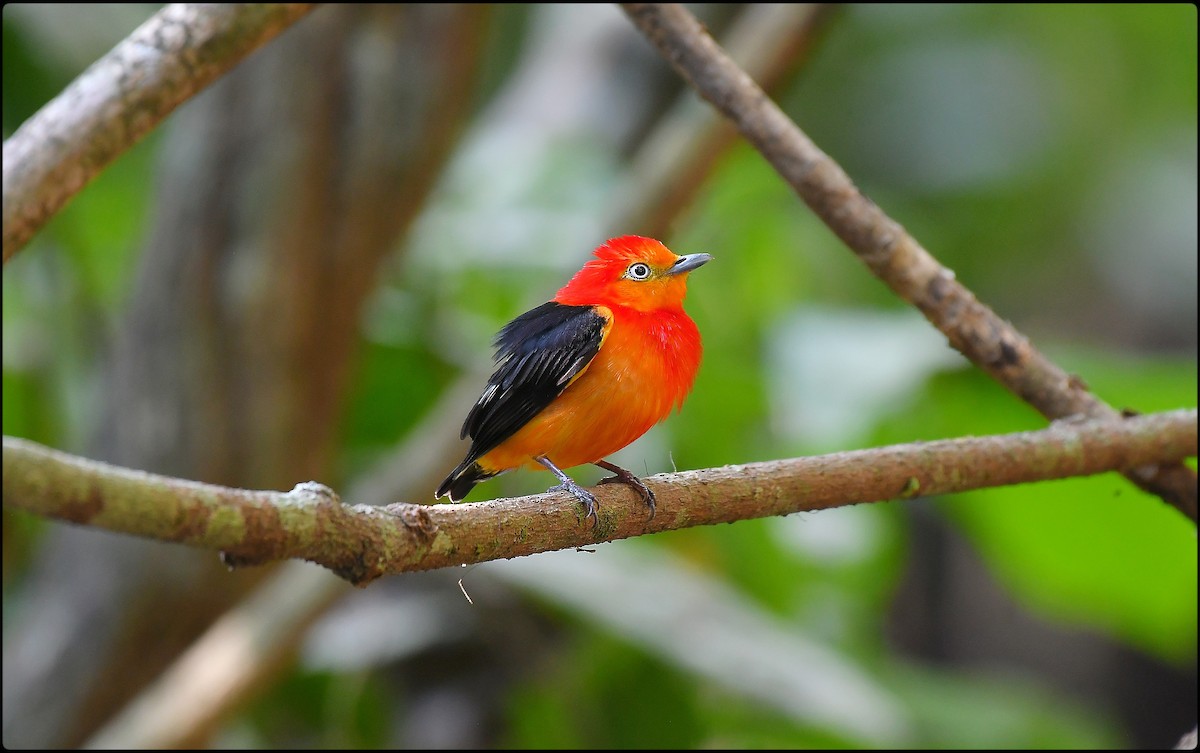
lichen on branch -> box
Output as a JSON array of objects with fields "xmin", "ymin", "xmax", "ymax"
[{"xmin": 4, "ymin": 409, "xmax": 1195, "ymax": 585}]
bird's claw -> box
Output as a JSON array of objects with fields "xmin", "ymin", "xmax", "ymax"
[
  {"xmin": 597, "ymin": 470, "xmax": 657, "ymax": 520},
  {"xmin": 551, "ymin": 481, "xmax": 599, "ymax": 528}
]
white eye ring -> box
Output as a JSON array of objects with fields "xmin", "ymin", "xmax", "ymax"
[{"xmin": 626, "ymin": 262, "xmax": 652, "ymax": 280}]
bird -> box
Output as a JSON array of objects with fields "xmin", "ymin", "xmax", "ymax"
[{"xmin": 435, "ymin": 235, "xmax": 711, "ymax": 525}]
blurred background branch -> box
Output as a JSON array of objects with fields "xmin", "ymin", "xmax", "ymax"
[{"xmin": 2, "ymin": 3, "xmax": 317, "ymax": 263}]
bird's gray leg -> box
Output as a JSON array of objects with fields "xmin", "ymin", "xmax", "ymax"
[{"xmin": 537, "ymin": 456, "xmax": 598, "ymax": 527}]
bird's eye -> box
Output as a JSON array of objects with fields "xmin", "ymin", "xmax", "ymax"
[{"xmin": 626, "ymin": 262, "xmax": 652, "ymax": 280}]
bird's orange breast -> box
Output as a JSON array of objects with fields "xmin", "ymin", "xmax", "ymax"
[{"xmin": 477, "ymin": 305, "xmax": 701, "ymax": 473}]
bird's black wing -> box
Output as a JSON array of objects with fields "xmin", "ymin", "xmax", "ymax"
[{"xmin": 459, "ymin": 301, "xmax": 610, "ymax": 463}]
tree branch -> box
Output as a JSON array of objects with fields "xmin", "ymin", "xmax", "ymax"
[
  {"xmin": 5, "ymin": 409, "xmax": 1195, "ymax": 586},
  {"xmin": 2, "ymin": 2, "xmax": 317, "ymax": 263},
  {"xmin": 614, "ymin": 2, "xmax": 833, "ymax": 239},
  {"xmin": 619, "ymin": 2, "xmax": 1198, "ymax": 523}
]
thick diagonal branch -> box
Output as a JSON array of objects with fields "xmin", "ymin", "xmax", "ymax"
[
  {"xmin": 2, "ymin": 3, "xmax": 317, "ymax": 262},
  {"xmin": 619, "ymin": 2, "xmax": 1197, "ymax": 523},
  {"xmin": 5, "ymin": 408, "xmax": 1195, "ymax": 586}
]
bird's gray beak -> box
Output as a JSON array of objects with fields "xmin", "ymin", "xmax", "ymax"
[{"xmin": 665, "ymin": 253, "xmax": 713, "ymax": 276}]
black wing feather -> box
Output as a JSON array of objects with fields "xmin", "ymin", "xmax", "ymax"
[{"xmin": 459, "ymin": 302, "xmax": 608, "ymax": 463}]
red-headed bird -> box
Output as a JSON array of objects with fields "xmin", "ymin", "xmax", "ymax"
[{"xmin": 435, "ymin": 235, "xmax": 710, "ymax": 524}]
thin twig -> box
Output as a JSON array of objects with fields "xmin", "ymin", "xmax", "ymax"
[
  {"xmin": 82, "ymin": 563, "xmax": 348, "ymax": 750},
  {"xmin": 2, "ymin": 3, "xmax": 317, "ymax": 263},
  {"xmin": 619, "ymin": 2, "xmax": 1198, "ymax": 523},
  {"xmin": 614, "ymin": 3, "xmax": 833, "ymax": 238},
  {"xmin": 6, "ymin": 409, "xmax": 1195, "ymax": 585}
]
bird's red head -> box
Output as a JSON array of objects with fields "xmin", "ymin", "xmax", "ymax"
[{"xmin": 554, "ymin": 236, "xmax": 712, "ymax": 312}]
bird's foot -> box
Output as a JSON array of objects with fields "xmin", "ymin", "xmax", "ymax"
[
  {"xmin": 549, "ymin": 479, "xmax": 599, "ymax": 528},
  {"xmin": 594, "ymin": 460, "xmax": 656, "ymax": 520},
  {"xmin": 536, "ymin": 455, "xmax": 599, "ymax": 527}
]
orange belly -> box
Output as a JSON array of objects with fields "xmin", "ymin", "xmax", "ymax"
[{"xmin": 477, "ymin": 307, "xmax": 700, "ymax": 473}]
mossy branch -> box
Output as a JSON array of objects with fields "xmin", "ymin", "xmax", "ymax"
[{"xmin": 5, "ymin": 408, "xmax": 1195, "ymax": 586}]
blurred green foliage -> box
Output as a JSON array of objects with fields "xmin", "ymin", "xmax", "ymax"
[
  {"xmin": 3, "ymin": 3, "xmax": 1195, "ymax": 749},
  {"xmin": 886, "ymin": 357, "xmax": 1198, "ymax": 662}
]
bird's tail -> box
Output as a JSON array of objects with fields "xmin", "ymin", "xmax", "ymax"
[{"xmin": 435, "ymin": 460, "xmax": 494, "ymax": 501}]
